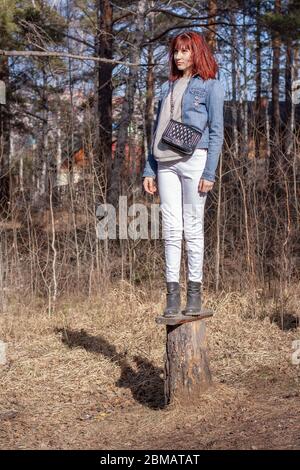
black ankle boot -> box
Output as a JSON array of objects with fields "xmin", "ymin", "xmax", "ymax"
[
  {"xmin": 182, "ymin": 280, "xmax": 202, "ymax": 315},
  {"xmin": 163, "ymin": 282, "xmax": 181, "ymax": 317}
]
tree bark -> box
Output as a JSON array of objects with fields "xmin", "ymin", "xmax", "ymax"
[
  {"xmin": 96, "ymin": 0, "xmax": 113, "ymax": 187},
  {"xmin": 145, "ymin": 3, "xmax": 155, "ymax": 155},
  {"xmin": 270, "ymin": 0, "xmax": 281, "ymax": 162},
  {"xmin": 284, "ymin": 37, "xmax": 294, "ymax": 161},
  {"xmin": 206, "ymin": 0, "xmax": 217, "ymax": 53},
  {"xmin": 0, "ymin": 56, "xmax": 11, "ymax": 213},
  {"xmin": 107, "ymin": 0, "xmax": 146, "ymax": 208},
  {"xmin": 164, "ymin": 319, "xmax": 212, "ymax": 406},
  {"xmin": 255, "ymin": 0, "xmax": 263, "ymax": 160},
  {"xmin": 266, "ymin": 0, "xmax": 282, "ymax": 278}
]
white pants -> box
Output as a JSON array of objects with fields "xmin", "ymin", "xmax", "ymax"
[{"xmin": 157, "ymin": 149, "xmax": 208, "ymax": 283}]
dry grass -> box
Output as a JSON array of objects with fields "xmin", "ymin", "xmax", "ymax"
[{"xmin": 0, "ymin": 280, "xmax": 299, "ymax": 449}]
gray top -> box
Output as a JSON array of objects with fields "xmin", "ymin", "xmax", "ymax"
[{"xmin": 153, "ymin": 76, "xmax": 190, "ymax": 162}]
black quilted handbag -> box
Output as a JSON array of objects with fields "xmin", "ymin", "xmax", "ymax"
[{"xmin": 161, "ymin": 80, "xmax": 207, "ymax": 155}]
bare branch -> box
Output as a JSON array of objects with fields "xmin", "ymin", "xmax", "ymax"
[{"xmin": 0, "ymin": 49, "xmax": 150, "ymax": 67}]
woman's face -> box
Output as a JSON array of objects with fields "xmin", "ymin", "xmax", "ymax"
[{"xmin": 174, "ymin": 46, "xmax": 193, "ymax": 74}]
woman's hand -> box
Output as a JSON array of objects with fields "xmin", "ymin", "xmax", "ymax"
[
  {"xmin": 143, "ymin": 177, "xmax": 157, "ymax": 195},
  {"xmin": 198, "ymin": 178, "xmax": 214, "ymax": 193}
]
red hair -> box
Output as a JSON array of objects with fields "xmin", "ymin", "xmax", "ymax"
[{"xmin": 169, "ymin": 31, "xmax": 218, "ymax": 81}]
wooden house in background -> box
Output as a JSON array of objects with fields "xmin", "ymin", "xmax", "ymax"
[{"xmin": 55, "ymin": 147, "xmax": 89, "ymax": 188}]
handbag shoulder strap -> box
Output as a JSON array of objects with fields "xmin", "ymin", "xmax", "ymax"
[
  {"xmin": 170, "ymin": 78, "xmax": 209, "ymax": 133},
  {"xmin": 170, "ymin": 81, "xmax": 174, "ymax": 119}
]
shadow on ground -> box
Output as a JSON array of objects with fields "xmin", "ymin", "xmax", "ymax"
[{"xmin": 54, "ymin": 327, "xmax": 165, "ymax": 410}]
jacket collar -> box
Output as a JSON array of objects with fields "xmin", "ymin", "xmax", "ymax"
[{"xmin": 193, "ymin": 74, "xmax": 203, "ymax": 81}]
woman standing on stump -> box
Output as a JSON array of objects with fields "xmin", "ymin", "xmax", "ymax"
[{"xmin": 142, "ymin": 31, "xmax": 224, "ymax": 317}]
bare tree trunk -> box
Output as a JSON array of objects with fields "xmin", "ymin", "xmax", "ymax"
[
  {"xmin": 32, "ymin": 64, "xmax": 49, "ymax": 208},
  {"xmin": 230, "ymin": 9, "xmax": 239, "ymax": 159},
  {"xmin": 40, "ymin": 67, "xmax": 49, "ymax": 201},
  {"xmin": 96, "ymin": 0, "xmax": 113, "ymax": 189},
  {"xmin": 266, "ymin": 0, "xmax": 282, "ymax": 281},
  {"xmin": 0, "ymin": 56, "xmax": 11, "ymax": 214},
  {"xmin": 241, "ymin": 11, "xmax": 249, "ymax": 164},
  {"xmin": 294, "ymin": 42, "xmax": 299, "ymax": 81},
  {"xmin": 206, "ymin": 0, "xmax": 217, "ymax": 52},
  {"xmin": 270, "ymin": 0, "xmax": 281, "ymax": 159},
  {"xmin": 207, "ymin": 0, "xmax": 222, "ymax": 291},
  {"xmin": 255, "ymin": 0, "xmax": 262, "ymax": 160},
  {"xmin": 107, "ymin": 0, "xmax": 146, "ymax": 208},
  {"xmin": 284, "ymin": 37, "xmax": 294, "ymax": 160},
  {"xmin": 145, "ymin": 2, "xmax": 154, "ymax": 155}
]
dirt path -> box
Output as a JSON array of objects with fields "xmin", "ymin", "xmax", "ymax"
[
  {"xmin": 0, "ymin": 288, "xmax": 299, "ymax": 450},
  {"xmin": 1, "ymin": 368, "xmax": 299, "ymax": 450}
]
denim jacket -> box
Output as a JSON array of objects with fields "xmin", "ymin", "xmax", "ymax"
[{"xmin": 142, "ymin": 74, "xmax": 225, "ymax": 182}]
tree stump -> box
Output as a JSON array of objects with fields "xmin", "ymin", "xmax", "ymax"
[{"xmin": 156, "ymin": 310, "xmax": 213, "ymax": 406}]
